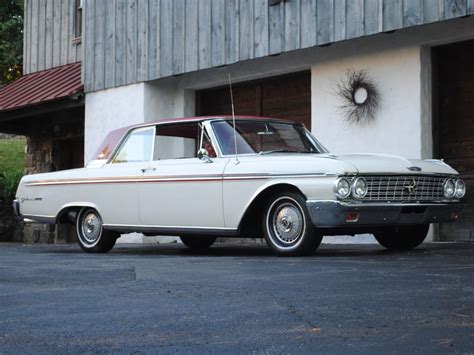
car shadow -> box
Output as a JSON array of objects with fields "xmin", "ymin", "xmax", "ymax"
[{"xmin": 43, "ymin": 242, "xmax": 435, "ymax": 258}]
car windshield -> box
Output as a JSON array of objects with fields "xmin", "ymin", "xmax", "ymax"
[{"xmin": 211, "ymin": 120, "xmax": 327, "ymax": 156}]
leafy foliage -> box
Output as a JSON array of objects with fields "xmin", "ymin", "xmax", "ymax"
[
  {"xmin": 0, "ymin": 170, "xmax": 22, "ymax": 203},
  {"xmin": 0, "ymin": 138, "xmax": 25, "ymax": 203},
  {"xmin": 0, "ymin": 0, "xmax": 23, "ymax": 84}
]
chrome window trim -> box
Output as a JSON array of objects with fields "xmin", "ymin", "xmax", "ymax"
[
  {"xmin": 108, "ymin": 126, "xmax": 156, "ymax": 164},
  {"xmin": 208, "ymin": 119, "xmax": 326, "ymax": 157}
]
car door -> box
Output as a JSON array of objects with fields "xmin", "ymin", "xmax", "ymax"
[
  {"xmin": 95, "ymin": 126, "xmax": 155, "ymax": 226},
  {"xmin": 137, "ymin": 122, "xmax": 228, "ymax": 229}
]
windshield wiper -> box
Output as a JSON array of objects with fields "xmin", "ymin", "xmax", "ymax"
[{"xmin": 259, "ymin": 149, "xmax": 309, "ymax": 155}]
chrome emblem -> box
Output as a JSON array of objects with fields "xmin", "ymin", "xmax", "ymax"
[
  {"xmin": 403, "ymin": 179, "xmax": 417, "ymax": 194},
  {"xmin": 408, "ymin": 166, "xmax": 422, "ymax": 172}
]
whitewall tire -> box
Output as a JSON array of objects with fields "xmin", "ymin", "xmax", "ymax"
[
  {"xmin": 263, "ymin": 192, "xmax": 322, "ymax": 256},
  {"xmin": 75, "ymin": 208, "xmax": 118, "ymax": 253}
]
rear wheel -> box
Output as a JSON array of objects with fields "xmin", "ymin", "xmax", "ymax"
[
  {"xmin": 180, "ymin": 235, "xmax": 216, "ymax": 250},
  {"xmin": 75, "ymin": 208, "xmax": 118, "ymax": 253},
  {"xmin": 374, "ymin": 224, "xmax": 429, "ymax": 250},
  {"xmin": 262, "ymin": 191, "xmax": 322, "ymax": 256}
]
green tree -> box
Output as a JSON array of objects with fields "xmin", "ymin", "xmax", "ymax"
[{"xmin": 0, "ymin": 0, "xmax": 23, "ymax": 84}]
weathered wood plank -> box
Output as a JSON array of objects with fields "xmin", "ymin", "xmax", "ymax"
[
  {"xmin": 403, "ymin": 0, "xmax": 423, "ymax": 27},
  {"xmin": 423, "ymin": 0, "xmax": 439, "ymax": 22},
  {"xmin": 383, "ymin": 0, "xmax": 403, "ymax": 31},
  {"xmin": 59, "ymin": 0, "xmax": 69, "ymax": 66},
  {"xmin": 104, "ymin": 0, "xmax": 116, "ymax": 88},
  {"xmin": 44, "ymin": 0, "xmax": 53, "ymax": 69},
  {"xmin": 137, "ymin": 0, "xmax": 148, "ymax": 81},
  {"xmin": 94, "ymin": 0, "xmax": 105, "ymax": 90},
  {"xmin": 84, "ymin": 0, "xmax": 95, "ymax": 91},
  {"xmin": 114, "ymin": 0, "xmax": 127, "ymax": 87},
  {"xmin": 23, "ymin": 0, "xmax": 31, "ymax": 73},
  {"xmin": 52, "ymin": 0, "xmax": 62, "ymax": 67},
  {"xmin": 364, "ymin": 0, "xmax": 382, "ymax": 35},
  {"xmin": 211, "ymin": 0, "xmax": 226, "ymax": 66},
  {"xmin": 443, "ymin": 0, "xmax": 467, "ymax": 19},
  {"xmin": 148, "ymin": 0, "xmax": 160, "ymax": 79},
  {"xmin": 346, "ymin": 0, "xmax": 364, "ymax": 39},
  {"xmin": 198, "ymin": 0, "xmax": 211, "ymax": 69},
  {"xmin": 239, "ymin": 0, "xmax": 254, "ymax": 61},
  {"xmin": 301, "ymin": 0, "xmax": 317, "ymax": 47},
  {"xmin": 126, "ymin": 0, "xmax": 138, "ymax": 84},
  {"xmin": 184, "ymin": 0, "xmax": 198, "ymax": 72},
  {"xmin": 225, "ymin": 0, "xmax": 239, "ymax": 64},
  {"xmin": 172, "ymin": 0, "xmax": 185, "ymax": 74},
  {"xmin": 316, "ymin": 0, "xmax": 334, "ymax": 44},
  {"xmin": 253, "ymin": 0, "xmax": 269, "ymax": 57},
  {"xmin": 269, "ymin": 0, "xmax": 284, "ymax": 54},
  {"xmin": 468, "ymin": 0, "xmax": 474, "ymax": 13},
  {"xmin": 37, "ymin": 0, "xmax": 47, "ymax": 70},
  {"xmin": 284, "ymin": 0, "xmax": 300, "ymax": 51},
  {"xmin": 68, "ymin": 0, "xmax": 77, "ymax": 63},
  {"xmin": 160, "ymin": 0, "xmax": 173, "ymax": 76}
]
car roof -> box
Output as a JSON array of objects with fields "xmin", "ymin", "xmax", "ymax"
[{"xmin": 140, "ymin": 115, "xmax": 293, "ymax": 127}]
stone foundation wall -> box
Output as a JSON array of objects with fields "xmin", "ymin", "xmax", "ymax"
[{"xmin": 15, "ymin": 114, "xmax": 84, "ymax": 244}]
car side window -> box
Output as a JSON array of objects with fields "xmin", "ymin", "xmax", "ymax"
[
  {"xmin": 152, "ymin": 122, "xmax": 217, "ymax": 160},
  {"xmin": 112, "ymin": 127, "xmax": 155, "ymax": 164}
]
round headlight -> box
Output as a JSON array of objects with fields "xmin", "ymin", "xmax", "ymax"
[
  {"xmin": 335, "ymin": 178, "xmax": 351, "ymax": 199},
  {"xmin": 443, "ymin": 179, "xmax": 456, "ymax": 198},
  {"xmin": 352, "ymin": 177, "xmax": 367, "ymax": 199},
  {"xmin": 455, "ymin": 179, "xmax": 466, "ymax": 199}
]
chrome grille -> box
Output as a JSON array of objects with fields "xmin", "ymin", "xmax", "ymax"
[{"xmin": 362, "ymin": 175, "xmax": 446, "ymax": 202}]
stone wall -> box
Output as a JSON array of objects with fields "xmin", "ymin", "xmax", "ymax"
[{"xmin": 18, "ymin": 112, "xmax": 84, "ymax": 244}]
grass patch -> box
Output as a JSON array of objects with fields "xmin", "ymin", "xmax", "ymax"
[{"xmin": 0, "ymin": 138, "xmax": 25, "ymax": 174}]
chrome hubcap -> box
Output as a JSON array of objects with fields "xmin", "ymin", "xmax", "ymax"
[
  {"xmin": 272, "ymin": 203, "xmax": 304, "ymax": 244},
  {"xmin": 81, "ymin": 212, "xmax": 101, "ymax": 244}
]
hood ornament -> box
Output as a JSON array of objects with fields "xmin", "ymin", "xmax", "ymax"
[
  {"xmin": 403, "ymin": 178, "xmax": 417, "ymax": 194},
  {"xmin": 408, "ymin": 166, "xmax": 422, "ymax": 172}
]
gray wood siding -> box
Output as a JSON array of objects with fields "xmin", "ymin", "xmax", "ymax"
[
  {"xmin": 23, "ymin": 0, "xmax": 82, "ymax": 74},
  {"xmin": 83, "ymin": 0, "xmax": 474, "ymax": 92}
]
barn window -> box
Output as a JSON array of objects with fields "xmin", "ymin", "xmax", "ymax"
[{"xmin": 74, "ymin": 0, "xmax": 83, "ymax": 40}]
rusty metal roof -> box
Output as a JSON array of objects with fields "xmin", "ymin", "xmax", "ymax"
[{"xmin": 0, "ymin": 62, "xmax": 83, "ymax": 112}]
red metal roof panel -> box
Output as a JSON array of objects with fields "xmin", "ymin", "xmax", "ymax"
[{"xmin": 0, "ymin": 62, "xmax": 83, "ymax": 111}]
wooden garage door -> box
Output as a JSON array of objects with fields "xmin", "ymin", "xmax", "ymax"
[
  {"xmin": 433, "ymin": 40, "xmax": 474, "ymax": 241},
  {"xmin": 196, "ymin": 71, "xmax": 311, "ymax": 129}
]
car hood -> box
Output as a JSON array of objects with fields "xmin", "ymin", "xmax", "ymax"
[{"xmin": 318, "ymin": 153, "xmax": 458, "ymax": 175}]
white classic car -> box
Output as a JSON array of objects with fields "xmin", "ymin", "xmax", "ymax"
[{"xmin": 14, "ymin": 116, "xmax": 465, "ymax": 256}]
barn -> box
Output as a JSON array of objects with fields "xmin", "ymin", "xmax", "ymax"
[{"xmin": 0, "ymin": 0, "xmax": 472, "ymax": 242}]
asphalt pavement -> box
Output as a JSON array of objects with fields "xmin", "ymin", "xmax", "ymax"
[{"xmin": 0, "ymin": 241, "xmax": 473, "ymax": 354}]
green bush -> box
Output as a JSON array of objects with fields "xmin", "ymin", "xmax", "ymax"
[
  {"xmin": 0, "ymin": 138, "xmax": 25, "ymax": 204},
  {"xmin": 0, "ymin": 170, "xmax": 22, "ymax": 203}
]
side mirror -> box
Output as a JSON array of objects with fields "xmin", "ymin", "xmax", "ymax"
[{"xmin": 197, "ymin": 148, "xmax": 212, "ymax": 163}]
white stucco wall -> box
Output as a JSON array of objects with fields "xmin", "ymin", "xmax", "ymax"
[
  {"xmin": 85, "ymin": 83, "xmax": 147, "ymax": 162},
  {"xmin": 85, "ymin": 80, "xmax": 195, "ymax": 162},
  {"xmin": 311, "ymin": 46, "xmax": 430, "ymax": 159}
]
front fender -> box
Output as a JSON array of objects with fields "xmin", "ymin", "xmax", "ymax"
[{"xmin": 223, "ymin": 176, "xmax": 337, "ymax": 229}]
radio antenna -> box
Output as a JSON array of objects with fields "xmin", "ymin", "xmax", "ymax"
[{"xmin": 228, "ymin": 73, "xmax": 239, "ymax": 164}]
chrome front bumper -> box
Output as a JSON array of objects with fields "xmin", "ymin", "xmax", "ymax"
[{"xmin": 306, "ymin": 200, "xmax": 463, "ymax": 228}]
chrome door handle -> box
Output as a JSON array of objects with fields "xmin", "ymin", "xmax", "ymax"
[{"xmin": 140, "ymin": 167, "xmax": 156, "ymax": 173}]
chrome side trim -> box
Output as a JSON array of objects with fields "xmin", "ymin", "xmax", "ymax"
[
  {"xmin": 21, "ymin": 214, "xmax": 56, "ymax": 224},
  {"xmin": 25, "ymin": 172, "xmax": 335, "ymax": 186},
  {"xmin": 103, "ymin": 224, "xmax": 239, "ymax": 236}
]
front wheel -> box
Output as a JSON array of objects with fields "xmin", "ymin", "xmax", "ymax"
[
  {"xmin": 374, "ymin": 224, "xmax": 429, "ymax": 250},
  {"xmin": 262, "ymin": 192, "xmax": 322, "ymax": 256},
  {"xmin": 180, "ymin": 236, "xmax": 216, "ymax": 250},
  {"xmin": 75, "ymin": 208, "xmax": 118, "ymax": 253}
]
